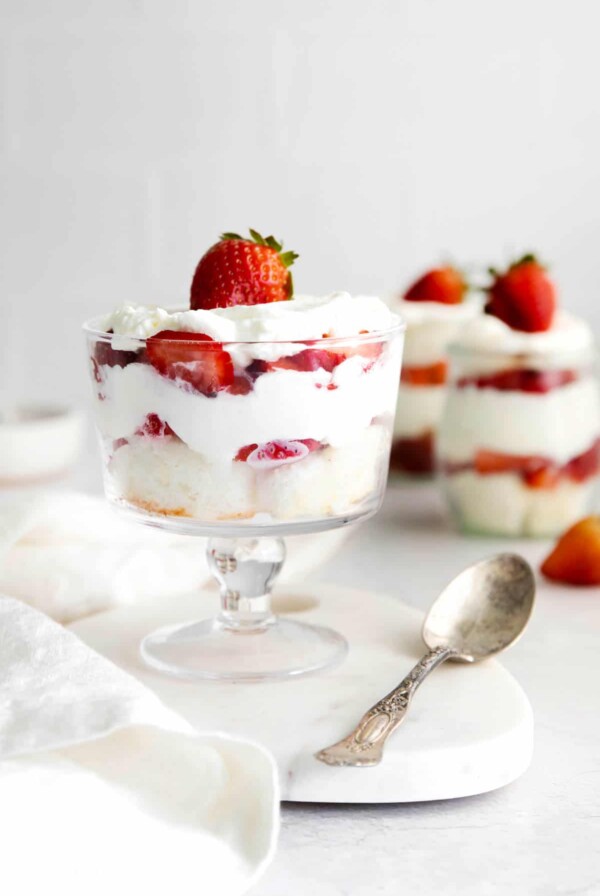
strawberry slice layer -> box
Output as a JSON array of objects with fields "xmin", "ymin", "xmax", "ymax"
[
  {"xmin": 146, "ymin": 330, "xmax": 234, "ymax": 396},
  {"xmin": 93, "ymin": 338, "xmax": 139, "ymax": 370},
  {"xmin": 457, "ymin": 368, "xmax": 577, "ymax": 393},
  {"xmin": 445, "ymin": 439, "xmax": 600, "ymax": 489},
  {"xmin": 235, "ymin": 438, "xmax": 322, "ymax": 468},
  {"xmin": 402, "ymin": 361, "xmax": 448, "ymax": 387},
  {"xmin": 136, "ymin": 414, "xmax": 176, "ymax": 438},
  {"xmin": 390, "ymin": 432, "xmax": 435, "ymax": 474},
  {"xmin": 268, "ymin": 348, "xmax": 343, "ymax": 373}
]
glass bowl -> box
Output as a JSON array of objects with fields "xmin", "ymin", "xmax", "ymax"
[{"xmin": 84, "ymin": 317, "xmax": 404, "ymax": 680}]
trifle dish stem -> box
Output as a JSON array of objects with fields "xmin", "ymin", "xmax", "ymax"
[{"xmin": 141, "ymin": 535, "xmax": 348, "ymax": 680}]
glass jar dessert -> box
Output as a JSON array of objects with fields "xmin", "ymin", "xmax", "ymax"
[
  {"xmin": 439, "ymin": 313, "xmax": 600, "ymax": 538},
  {"xmin": 390, "ymin": 266, "xmax": 480, "ymax": 476},
  {"xmin": 84, "ymin": 230, "xmax": 404, "ymax": 680}
]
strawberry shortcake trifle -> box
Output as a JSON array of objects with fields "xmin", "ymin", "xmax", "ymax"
[
  {"xmin": 439, "ymin": 255, "xmax": 600, "ymax": 537},
  {"xmin": 85, "ymin": 230, "xmax": 404, "ymax": 531}
]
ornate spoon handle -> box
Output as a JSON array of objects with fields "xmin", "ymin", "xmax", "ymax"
[{"xmin": 315, "ymin": 645, "xmax": 455, "ymax": 767}]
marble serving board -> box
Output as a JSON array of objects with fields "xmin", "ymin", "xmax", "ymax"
[{"xmin": 70, "ymin": 584, "xmax": 533, "ymax": 803}]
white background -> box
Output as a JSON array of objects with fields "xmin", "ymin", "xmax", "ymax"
[{"xmin": 2, "ymin": 0, "xmax": 600, "ymax": 409}]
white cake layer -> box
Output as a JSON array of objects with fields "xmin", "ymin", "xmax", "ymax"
[
  {"xmin": 108, "ymin": 425, "xmax": 388, "ymax": 522},
  {"xmin": 444, "ymin": 470, "xmax": 594, "ymax": 537}
]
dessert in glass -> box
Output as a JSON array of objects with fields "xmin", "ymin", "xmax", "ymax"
[
  {"xmin": 391, "ymin": 265, "xmax": 480, "ymax": 475},
  {"xmin": 439, "ymin": 255, "xmax": 600, "ymax": 537},
  {"xmin": 84, "ymin": 230, "xmax": 404, "ymax": 680}
]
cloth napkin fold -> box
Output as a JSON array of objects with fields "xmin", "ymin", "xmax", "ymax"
[{"xmin": 0, "ymin": 596, "xmax": 279, "ymax": 895}]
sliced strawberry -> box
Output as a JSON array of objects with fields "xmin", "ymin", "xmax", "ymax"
[
  {"xmin": 234, "ymin": 443, "xmax": 259, "ymax": 462},
  {"xmin": 474, "ymin": 450, "xmax": 534, "ymax": 476},
  {"xmin": 522, "ymin": 465, "xmax": 561, "ymax": 489},
  {"xmin": 268, "ymin": 348, "xmax": 343, "ymax": 373},
  {"xmin": 486, "ymin": 254, "xmax": 556, "ymax": 332},
  {"xmin": 457, "ymin": 368, "xmax": 577, "ymax": 393},
  {"xmin": 235, "ymin": 438, "xmax": 322, "ymax": 466},
  {"xmin": 146, "ymin": 330, "xmax": 234, "ymax": 396},
  {"xmin": 228, "ymin": 374, "xmax": 253, "ymax": 395},
  {"xmin": 402, "ymin": 361, "xmax": 448, "ymax": 387},
  {"xmin": 336, "ymin": 339, "xmax": 382, "ymax": 367},
  {"xmin": 541, "ymin": 516, "xmax": 600, "ymax": 585},
  {"xmin": 93, "ymin": 338, "xmax": 139, "ymax": 369},
  {"xmin": 565, "ymin": 439, "xmax": 600, "ymax": 482},
  {"xmin": 136, "ymin": 414, "xmax": 176, "ymax": 438},
  {"xmin": 390, "ymin": 432, "xmax": 435, "ymax": 474},
  {"xmin": 404, "ymin": 266, "xmax": 466, "ymax": 305}
]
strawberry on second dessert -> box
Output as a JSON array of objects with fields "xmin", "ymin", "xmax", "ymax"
[
  {"xmin": 541, "ymin": 516, "xmax": 600, "ymax": 585},
  {"xmin": 146, "ymin": 331, "xmax": 234, "ymax": 396},
  {"xmin": 190, "ymin": 229, "xmax": 298, "ymax": 310},
  {"xmin": 404, "ymin": 266, "xmax": 467, "ymax": 305},
  {"xmin": 392, "ymin": 262, "xmax": 478, "ymax": 476},
  {"xmin": 486, "ymin": 254, "xmax": 556, "ymax": 332}
]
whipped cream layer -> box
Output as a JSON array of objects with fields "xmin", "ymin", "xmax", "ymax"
[
  {"xmin": 97, "ymin": 346, "xmax": 402, "ymax": 464},
  {"xmin": 394, "ymin": 297, "xmax": 481, "ymax": 367},
  {"xmin": 439, "ymin": 378, "xmax": 600, "ymax": 464},
  {"xmin": 393, "ymin": 383, "xmax": 446, "ymax": 438},
  {"xmin": 101, "ymin": 293, "xmax": 399, "ymax": 344},
  {"xmin": 450, "ymin": 310, "xmax": 594, "ymax": 360}
]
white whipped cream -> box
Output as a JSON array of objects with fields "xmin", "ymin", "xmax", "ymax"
[
  {"xmin": 394, "ymin": 295, "xmax": 482, "ymax": 326},
  {"xmin": 96, "ymin": 344, "xmax": 403, "ymax": 464},
  {"xmin": 392, "ymin": 296, "xmax": 481, "ymax": 367},
  {"xmin": 99, "ymin": 293, "xmax": 400, "ymax": 347},
  {"xmin": 439, "ymin": 378, "xmax": 600, "ymax": 464},
  {"xmin": 394, "ymin": 383, "xmax": 447, "ymax": 438},
  {"xmin": 450, "ymin": 310, "xmax": 594, "ymax": 356}
]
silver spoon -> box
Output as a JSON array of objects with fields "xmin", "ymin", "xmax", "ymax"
[{"xmin": 315, "ymin": 553, "xmax": 535, "ymax": 768}]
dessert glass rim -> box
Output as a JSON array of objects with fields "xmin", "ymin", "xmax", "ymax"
[{"xmin": 82, "ymin": 311, "xmax": 405, "ymax": 346}]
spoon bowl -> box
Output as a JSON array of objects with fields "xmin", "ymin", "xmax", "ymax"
[{"xmin": 423, "ymin": 553, "xmax": 536, "ymax": 662}]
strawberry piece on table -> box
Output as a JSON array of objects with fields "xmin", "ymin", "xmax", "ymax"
[
  {"xmin": 146, "ymin": 330, "xmax": 234, "ymax": 395},
  {"xmin": 486, "ymin": 254, "xmax": 556, "ymax": 332},
  {"xmin": 541, "ymin": 516, "xmax": 600, "ymax": 585},
  {"xmin": 190, "ymin": 229, "xmax": 298, "ymax": 310},
  {"xmin": 404, "ymin": 266, "xmax": 466, "ymax": 305}
]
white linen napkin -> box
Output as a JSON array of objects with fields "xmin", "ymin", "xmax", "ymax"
[
  {"xmin": 0, "ymin": 490, "xmax": 349, "ymax": 623},
  {"xmin": 0, "ymin": 595, "xmax": 279, "ymax": 896}
]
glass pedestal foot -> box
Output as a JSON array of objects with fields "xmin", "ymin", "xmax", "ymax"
[
  {"xmin": 141, "ymin": 616, "xmax": 347, "ymax": 681},
  {"xmin": 139, "ymin": 535, "xmax": 348, "ymax": 681}
]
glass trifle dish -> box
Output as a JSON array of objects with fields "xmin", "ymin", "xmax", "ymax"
[
  {"xmin": 391, "ymin": 265, "xmax": 480, "ymax": 475},
  {"xmin": 84, "ymin": 230, "xmax": 404, "ymax": 679},
  {"xmin": 439, "ymin": 255, "xmax": 600, "ymax": 537}
]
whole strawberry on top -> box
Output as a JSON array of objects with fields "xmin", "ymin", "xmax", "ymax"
[
  {"xmin": 403, "ymin": 265, "xmax": 467, "ymax": 305},
  {"xmin": 486, "ymin": 254, "xmax": 556, "ymax": 333},
  {"xmin": 190, "ymin": 229, "xmax": 298, "ymax": 310}
]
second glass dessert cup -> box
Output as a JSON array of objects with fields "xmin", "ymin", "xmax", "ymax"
[{"xmin": 84, "ymin": 320, "xmax": 404, "ymax": 680}]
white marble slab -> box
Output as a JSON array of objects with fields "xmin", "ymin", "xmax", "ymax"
[{"xmin": 71, "ymin": 583, "xmax": 533, "ymax": 803}]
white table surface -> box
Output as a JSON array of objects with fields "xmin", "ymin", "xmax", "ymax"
[{"xmin": 253, "ymin": 480, "xmax": 600, "ymax": 896}]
